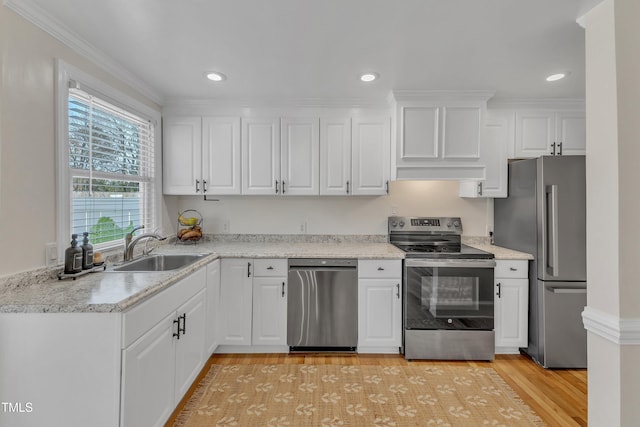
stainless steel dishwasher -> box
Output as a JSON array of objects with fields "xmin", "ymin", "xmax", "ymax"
[{"xmin": 287, "ymin": 258, "xmax": 358, "ymax": 351}]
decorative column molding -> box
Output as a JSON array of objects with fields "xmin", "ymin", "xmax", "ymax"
[{"xmin": 582, "ymin": 306, "xmax": 640, "ymax": 345}]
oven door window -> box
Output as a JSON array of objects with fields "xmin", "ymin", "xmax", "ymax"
[{"xmin": 405, "ymin": 266, "xmax": 494, "ymax": 330}]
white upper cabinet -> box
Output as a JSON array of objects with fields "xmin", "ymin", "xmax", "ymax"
[
  {"xmin": 163, "ymin": 116, "xmax": 240, "ymax": 195},
  {"xmin": 458, "ymin": 113, "xmax": 509, "ymax": 198},
  {"xmin": 202, "ymin": 117, "xmax": 241, "ymax": 194},
  {"xmin": 163, "ymin": 116, "xmax": 202, "ymax": 195},
  {"xmin": 241, "ymin": 117, "xmax": 281, "ymax": 195},
  {"xmin": 515, "ymin": 109, "xmax": 585, "ymax": 157},
  {"xmin": 280, "ymin": 117, "xmax": 319, "ymax": 195},
  {"xmin": 392, "ymin": 91, "xmax": 493, "ymax": 180},
  {"xmin": 351, "ymin": 116, "xmax": 391, "ymax": 195},
  {"xmin": 320, "ymin": 117, "xmax": 352, "ymax": 195}
]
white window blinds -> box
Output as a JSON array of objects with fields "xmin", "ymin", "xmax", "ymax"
[{"xmin": 68, "ymin": 86, "xmax": 156, "ymax": 247}]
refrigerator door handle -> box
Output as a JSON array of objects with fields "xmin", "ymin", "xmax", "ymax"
[
  {"xmin": 549, "ymin": 287, "xmax": 587, "ymax": 294},
  {"xmin": 546, "ymin": 184, "xmax": 559, "ymax": 277}
]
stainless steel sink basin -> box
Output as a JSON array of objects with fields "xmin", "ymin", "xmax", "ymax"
[{"xmin": 112, "ymin": 254, "xmax": 206, "ymax": 272}]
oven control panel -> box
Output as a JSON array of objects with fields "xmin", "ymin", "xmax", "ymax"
[{"xmin": 388, "ymin": 216, "xmax": 462, "ymax": 233}]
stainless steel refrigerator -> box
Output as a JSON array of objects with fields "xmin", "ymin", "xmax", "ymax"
[{"xmin": 494, "ymin": 155, "xmax": 586, "ymax": 368}]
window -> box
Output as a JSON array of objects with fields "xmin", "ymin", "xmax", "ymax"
[{"xmin": 57, "ymin": 61, "xmax": 160, "ymax": 253}]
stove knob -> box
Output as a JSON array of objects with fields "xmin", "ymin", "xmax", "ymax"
[
  {"xmin": 398, "ymin": 220, "xmax": 405, "ymax": 228},
  {"xmin": 447, "ymin": 222, "xmax": 453, "ymax": 228},
  {"xmin": 453, "ymin": 220, "xmax": 461, "ymax": 227},
  {"xmin": 390, "ymin": 220, "xmax": 398, "ymax": 228}
]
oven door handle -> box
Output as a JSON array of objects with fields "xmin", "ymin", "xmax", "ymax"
[{"xmin": 404, "ymin": 259, "xmax": 496, "ymax": 268}]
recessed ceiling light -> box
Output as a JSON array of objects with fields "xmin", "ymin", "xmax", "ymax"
[
  {"xmin": 360, "ymin": 73, "xmax": 378, "ymax": 83},
  {"xmin": 546, "ymin": 73, "xmax": 566, "ymax": 82},
  {"xmin": 206, "ymin": 71, "xmax": 226, "ymax": 82}
]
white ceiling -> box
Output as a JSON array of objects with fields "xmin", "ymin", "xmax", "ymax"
[{"xmin": 12, "ymin": 0, "xmax": 602, "ymax": 105}]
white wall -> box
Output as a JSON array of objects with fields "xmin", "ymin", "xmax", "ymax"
[
  {"xmin": 170, "ymin": 180, "xmax": 492, "ymax": 237},
  {"xmin": 0, "ymin": 7, "xmax": 164, "ymax": 276}
]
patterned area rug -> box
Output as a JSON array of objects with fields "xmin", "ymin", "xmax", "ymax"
[{"xmin": 174, "ymin": 364, "xmax": 545, "ymax": 427}]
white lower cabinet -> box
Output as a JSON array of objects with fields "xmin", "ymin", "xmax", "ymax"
[
  {"xmin": 121, "ymin": 267, "xmax": 207, "ymax": 427},
  {"xmin": 218, "ymin": 258, "xmax": 288, "ymax": 351},
  {"xmin": 357, "ymin": 259, "xmax": 402, "ymax": 353},
  {"xmin": 205, "ymin": 259, "xmax": 221, "ymax": 354},
  {"xmin": 494, "ymin": 260, "xmax": 529, "ymax": 353},
  {"xmin": 219, "ymin": 258, "xmax": 253, "ymax": 345}
]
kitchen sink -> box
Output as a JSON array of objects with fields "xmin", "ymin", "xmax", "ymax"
[{"xmin": 111, "ymin": 254, "xmax": 206, "ymax": 272}]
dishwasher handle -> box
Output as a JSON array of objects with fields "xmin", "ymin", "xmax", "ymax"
[{"xmin": 289, "ymin": 266, "xmax": 357, "ymax": 272}]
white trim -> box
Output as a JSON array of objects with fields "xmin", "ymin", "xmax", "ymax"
[
  {"xmin": 391, "ymin": 90, "xmax": 495, "ymax": 103},
  {"xmin": 3, "ymin": 0, "xmax": 164, "ymax": 105},
  {"xmin": 163, "ymin": 96, "xmax": 392, "ymax": 110},
  {"xmin": 55, "ymin": 59, "xmax": 162, "ymax": 260},
  {"xmin": 488, "ymin": 98, "xmax": 585, "ymax": 110},
  {"xmin": 582, "ymin": 306, "xmax": 640, "ymax": 345}
]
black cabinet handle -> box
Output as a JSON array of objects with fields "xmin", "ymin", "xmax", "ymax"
[
  {"xmin": 558, "ymin": 142, "xmax": 563, "ymax": 155},
  {"xmin": 377, "ymin": 267, "xmax": 385, "ymax": 271},
  {"xmin": 551, "ymin": 142, "xmax": 556, "ymax": 155},
  {"xmin": 282, "ymin": 181, "xmax": 286, "ymax": 194},
  {"xmin": 179, "ymin": 313, "xmax": 186, "ymax": 335},
  {"xmin": 247, "ymin": 262, "xmax": 252, "ymax": 277},
  {"xmin": 510, "ymin": 267, "xmax": 517, "ymax": 271},
  {"xmin": 195, "ymin": 179, "xmax": 200, "ymax": 193},
  {"xmin": 173, "ymin": 318, "xmax": 181, "ymax": 339},
  {"xmin": 346, "ymin": 181, "xmax": 350, "ymax": 194},
  {"xmin": 275, "ymin": 180, "xmax": 279, "ymax": 194},
  {"xmin": 267, "ymin": 266, "xmax": 274, "ymax": 270},
  {"xmin": 385, "ymin": 181, "xmax": 389, "ymax": 194},
  {"xmin": 396, "ymin": 283, "xmax": 400, "ymax": 299},
  {"xmin": 496, "ymin": 282, "xmax": 502, "ymax": 298},
  {"xmin": 203, "ymin": 180, "xmax": 208, "ymax": 193},
  {"xmin": 282, "ymin": 282, "xmax": 285, "ymax": 297}
]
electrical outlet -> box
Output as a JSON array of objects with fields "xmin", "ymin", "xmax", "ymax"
[
  {"xmin": 300, "ymin": 222, "xmax": 307, "ymax": 234},
  {"xmin": 223, "ymin": 220, "xmax": 230, "ymax": 233},
  {"xmin": 391, "ymin": 205, "xmax": 398, "ymax": 215},
  {"xmin": 45, "ymin": 242, "xmax": 58, "ymax": 267}
]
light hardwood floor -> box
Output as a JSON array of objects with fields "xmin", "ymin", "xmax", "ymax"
[{"xmin": 166, "ymin": 353, "xmax": 587, "ymax": 427}]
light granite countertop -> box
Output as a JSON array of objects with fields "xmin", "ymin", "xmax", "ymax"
[
  {"xmin": 0, "ymin": 238, "xmax": 404, "ymax": 314},
  {"xmin": 463, "ymin": 238, "xmax": 534, "ymax": 261},
  {"xmin": 0, "ymin": 235, "xmax": 531, "ymax": 314}
]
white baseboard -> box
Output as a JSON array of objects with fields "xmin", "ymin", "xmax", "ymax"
[{"xmin": 582, "ymin": 306, "xmax": 640, "ymax": 345}]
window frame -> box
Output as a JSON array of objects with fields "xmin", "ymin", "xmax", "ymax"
[{"xmin": 55, "ymin": 59, "xmax": 162, "ymax": 260}]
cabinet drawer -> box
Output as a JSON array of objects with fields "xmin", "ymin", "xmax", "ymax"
[
  {"xmin": 495, "ymin": 260, "xmax": 528, "ymax": 278},
  {"xmin": 253, "ymin": 259, "xmax": 287, "ymax": 277},
  {"xmin": 123, "ymin": 267, "xmax": 206, "ymax": 348},
  {"xmin": 358, "ymin": 259, "xmax": 401, "ymax": 278}
]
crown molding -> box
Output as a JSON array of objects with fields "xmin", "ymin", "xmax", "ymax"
[
  {"xmin": 391, "ymin": 90, "xmax": 496, "ymax": 103},
  {"xmin": 163, "ymin": 96, "xmax": 392, "ymax": 110},
  {"xmin": 582, "ymin": 306, "xmax": 640, "ymax": 345},
  {"xmin": 488, "ymin": 97, "xmax": 585, "ymax": 110},
  {"xmin": 3, "ymin": 0, "xmax": 164, "ymax": 105}
]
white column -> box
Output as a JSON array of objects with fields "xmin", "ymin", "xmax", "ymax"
[{"xmin": 582, "ymin": 0, "xmax": 640, "ymax": 425}]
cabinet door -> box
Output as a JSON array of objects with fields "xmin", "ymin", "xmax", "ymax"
[
  {"xmin": 121, "ymin": 312, "xmax": 176, "ymax": 427},
  {"xmin": 458, "ymin": 117, "xmax": 508, "ymax": 198},
  {"xmin": 358, "ymin": 279, "xmax": 402, "ymax": 350},
  {"xmin": 219, "ymin": 259, "xmax": 253, "ymax": 345},
  {"xmin": 174, "ymin": 288, "xmax": 206, "ymax": 403},
  {"xmin": 351, "ymin": 117, "xmax": 390, "ymax": 195},
  {"xmin": 163, "ymin": 116, "xmax": 202, "ymax": 195},
  {"xmin": 398, "ymin": 106, "xmax": 439, "ymax": 161},
  {"xmin": 442, "ymin": 106, "xmax": 481, "ymax": 159},
  {"xmin": 202, "ymin": 117, "xmax": 241, "ymax": 195},
  {"xmin": 281, "ymin": 117, "xmax": 319, "ymax": 195},
  {"xmin": 320, "ymin": 117, "xmax": 352, "ymax": 195},
  {"xmin": 242, "ymin": 118, "xmax": 281, "ymax": 195},
  {"xmin": 555, "ymin": 112, "xmax": 586, "ymax": 155},
  {"xmin": 515, "ymin": 111, "xmax": 554, "ymax": 158},
  {"xmin": 252, "ymin": 277, "xmax": 288, "ymax": 345},
  {"xmin": 495, "ymin": 278, "xmax": 528, "ymax": 348},
  {"xmin": 205, "ymin": 260, "xmax": 220, "ymax": 355}
]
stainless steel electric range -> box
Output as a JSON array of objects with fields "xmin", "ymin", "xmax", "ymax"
[{"xmin": 389, "ymin": 216, "xmax": 496, "ymax": 361}]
